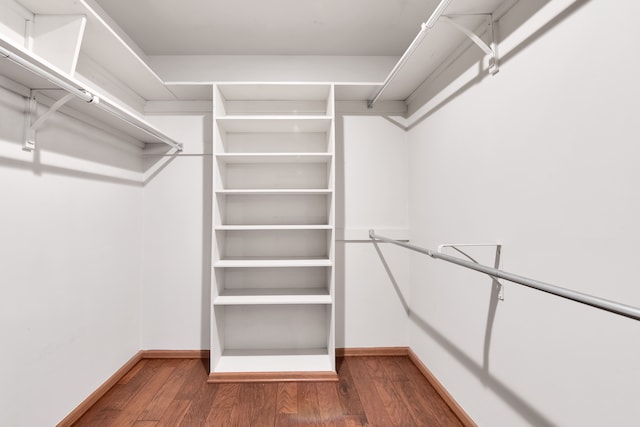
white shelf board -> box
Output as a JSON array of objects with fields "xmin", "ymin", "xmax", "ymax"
[
  {"xmin": 216, "ymin": 225, "xmax": 332, "ymax": 231},
  {"xmin": 216, "ymin": 189, "xmax": 332, "ymax": 196},
  {"xmin": 216, "ymin": 116, "xmax": 331, "ymax": 133},
  {"xmin": 218, "ymin": 83, "xmax": 331, "ymax": 101},
  {"xmin": 214, "ymin": 258, "xmax": 333, "ymax": 268},
  {"xmin": 214, "ymin": 349, "xmax": 333, "ymax": 373},
  {"xmin": 0, "ymin": 37, "xmax": 179, "ymax": 148},
  {"xmin": 216, "ymin": 153, "xmax": 332, "ymax": 164},
  {"xmin": 18, "ymin": 0, "xmax": 175, "ymax": 100},
  {"xmin": 214, "ymin": 288, "xmax": 331, "ymax": 305}
]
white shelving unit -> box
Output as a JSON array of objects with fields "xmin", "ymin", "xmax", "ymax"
[{"xmin": 210, "ymin": 83, "xmax": 336, "ymax": 381}]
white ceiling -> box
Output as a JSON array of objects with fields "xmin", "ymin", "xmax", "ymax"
[{"xmin": 93, "ymin": 0, "xmax": 442, "ymax": 56}]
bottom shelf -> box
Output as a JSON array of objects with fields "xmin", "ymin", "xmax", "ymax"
[{"xmin": 209, "ymin": 349, "xmax": 337, "ymax": 382}]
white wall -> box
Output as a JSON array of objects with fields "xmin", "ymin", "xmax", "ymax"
[
  {"xmin": 406, "ymin": 0, "xmax": 640, "ymax": 425},
  {"xmin": 0, "ymin": 87, "xmax": 144, "ymax": 426},
  {"xmin": 336, "ymin": 115, "xmax": 410, "ymax": 348},
  {"xmin": 141, "ymin": 112, "xmax": 212, "ymax": 350}
]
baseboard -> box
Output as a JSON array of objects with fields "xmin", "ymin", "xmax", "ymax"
[
  {"xmin": 142, "ymin": 349, "xmax": 210, "ymax": 359},
  {"xmin": 208, "ymin": 371, "xmax": 339, "ymax": 383},
  {"xmin": 336, "ymin": 346, "xmax": 410, "ymax": 357},
  {"xmin": 56, "ymin": 351, "xmax": 144, "ymax": 427},
  {"xmin": 407, "ymin": 348, "xmax": 477, "ymax": 427}
]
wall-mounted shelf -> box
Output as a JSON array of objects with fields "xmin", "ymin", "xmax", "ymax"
[
  {"xmin": 0, "ymin": 37, "xmax": 182, "ymax": 152},
  {"xmin": 0, "ymin": 0, "xmax": 184, "ymax": 152},
  {"xmin": 16, "ymin": 0, "xmax": 176, "ymax": 102}
]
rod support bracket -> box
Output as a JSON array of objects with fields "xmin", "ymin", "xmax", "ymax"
[
  {"xmin": 441, "ymin": 14, "xmax": 500, "ymax": 76},
  {"xmin": 438, "ymin": 243, "xmax": 504, "ymax": 301},
  {"xmin": 23, "ymin": 91, "xmax": 76, "ymax": 152}
]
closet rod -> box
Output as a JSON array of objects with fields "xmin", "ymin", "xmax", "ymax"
[
  {"xmin": 367, "ymin": 0, "xmax": 453, "ymax": 108},
  {"xmin": 0, "ymin": 44, "xmax": 94, "ymax": 103},
  {"xmin": 0, "ymin": 45, "xmax": 183, "ymax": 152},
  {"xmin": 369, "ymin": 230, "xmax": 640, "ymax": 322}
]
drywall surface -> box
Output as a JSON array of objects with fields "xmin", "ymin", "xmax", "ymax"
[
  {"xmin": 0, "ymin": 88, "xmax": 144, "ymax": 426},
  {"xmin": 406, "ymin": 0, "xmax": 640, "ymax": 426},
  {"xmin": 141, "ymin": 113, "xmax": 212, "ymax": 350},
  {"xmin": 336, "ymin": 115, "xmax": 410, "ymax": 348}
]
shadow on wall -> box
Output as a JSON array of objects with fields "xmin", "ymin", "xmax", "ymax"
[
  {"xmin": 373, "ymin": 244, "xmax": 557, "ymax": 427},
  {"xmin": 407, "ymin": 0, "xmax": 592, "ymax": 130},
  {"xmin": 0, "ymin": 88, "xmax": 151, "ymax": 186}
]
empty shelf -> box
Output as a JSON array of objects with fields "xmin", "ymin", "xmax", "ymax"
[{"xmin": 214, "ymin": 288, "xmax": 332, "ymax": 305}]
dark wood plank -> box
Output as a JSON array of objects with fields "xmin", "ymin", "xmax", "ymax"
[
  {"xmin": 276, "ymin": 382, "xmax": 298, "ymax": 414},
  {"xmin": 373, "ymin": 377, "xmax": 420, "ymax": 427},
  {"xmin": 174, "ymin": 358, "xmax": 209, "ymax": 400},
  {"xmin": 202, "ymin": 383, "xmax": 240, "ymax": 426},
  {"xmin": 382, "ymin": 356, "xmax": 410, "ymax": 382},
  {"xmin": 155, "ymin": 400, "xmax": 191, "ymax": 427},
  {"xmin": 274, "ymin": 413, "xmax": 297, "ymax": 427},
  {"xmin": 118, "ymin": 359, "xmax": 149, "ymax": 385},
  {"xmin": 105, "ymin": 362, "xmax": 177, "ymax": 426},
  {"xmin": 72, "ymin": 356, "xmax": 467, "ymax": 427},
  {"xmin": 275, "ymin": 382, "xmax": 298, "ymax": 427},
  {"xmin": 73, "ymin": 359, "xmax": 166, "ymax": 426},
  {"xmin": 137, "ymin": 358, "xmax": 197, "ymax": 421},
  {"xmin": 227, "ymin": 383, "xmax": 279, "ymax": 426},
  {"xmin": 177, "ymin": 366, "xmax": 219, "ymax": 426},
  {"xmin": 345, "ymin": 357, "xmax": 394, "ymax": 426},
  {"xmin": 316, "ymin": 381, "xmax": 343, "ymax": 424},
  {"xmin": 396, "ymin": 357, "xmax": 463, "ymax": 427},
  {"xmin": 392, "ymin": 379, "xmax": 443, "ymax": 427},
  {"xmin": 336, "ymin": 358, "xmax": 366, "ymax": 420},
  {"xmin": 298, "ymin": 382, "xmax": 322, "ymax": 424},
  {"xmin": 251, "ymin": 383, "xmax": 278, "ymax": 427}
]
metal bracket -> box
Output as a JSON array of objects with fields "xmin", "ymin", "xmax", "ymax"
[
  {"xmin": 438, "ymin": 243, "xmax": 504, "ymax": 301},
  {"xmin": 441, "ymin": 14, "xmax": 499, "ymax": 75},
  {"xmin": 23, "ymin": 91, "xmax": 75, "ymax": 152}
]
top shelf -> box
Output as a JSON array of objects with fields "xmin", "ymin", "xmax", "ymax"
[
  {"xmin": 0, "ymin": 36, "xmax": 181, "ymax": 151},
  {"xmin": 217, "ymin": 84, "xmax": 331, "ymax": 101},
  {"xmin": 215, "ymin": 83, "xmax": 334, "ymax": 117},
  {"xmin": 16, "ymin": 0, "xmax": 175, "ymax": 101}
]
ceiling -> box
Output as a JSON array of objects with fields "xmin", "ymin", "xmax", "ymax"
[{"xmin": 93, "ymin": 0, "xmax": 443, "ymax": 56}]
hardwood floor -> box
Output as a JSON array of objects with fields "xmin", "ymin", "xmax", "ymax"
[{"xmin": 72, "ymin": 356, "xmax": 464, "ymax": 426}]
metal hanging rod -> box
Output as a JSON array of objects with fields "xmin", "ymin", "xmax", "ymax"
[
  {"xmin": 0, "ymin": 44, "xmax": 183, "ymax": 152},
  {"xmin": 369, "ymin": 230, "xmax": 640, "ymax": 322},
  {"xmin": 367, "ymin": 0, "xmax": 453, "ymax": 109}
]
